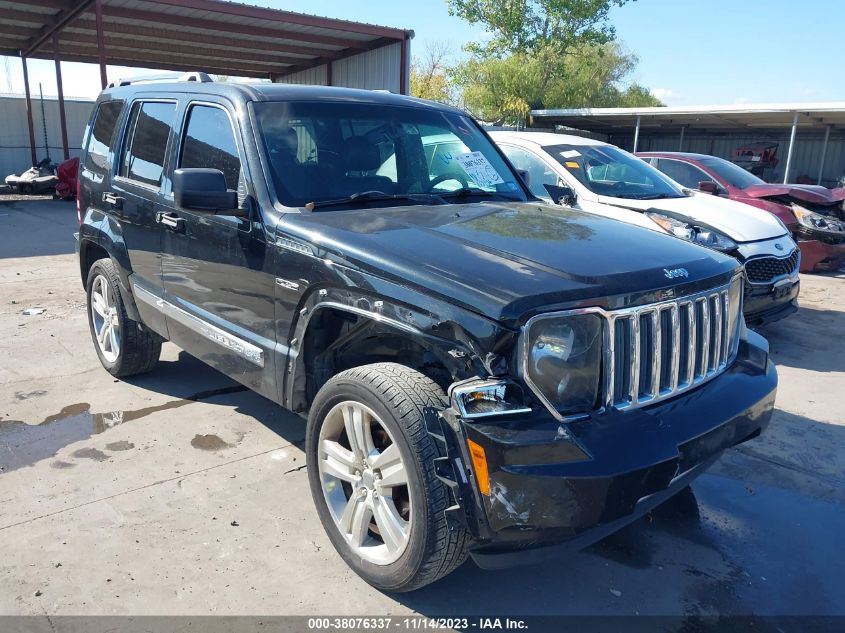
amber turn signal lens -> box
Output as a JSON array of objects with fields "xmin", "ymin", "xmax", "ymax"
[{"xmin": 466, "ymin": 438, "xmax": 490, "ymax": 496}]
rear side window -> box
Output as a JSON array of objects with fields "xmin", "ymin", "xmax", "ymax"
[
  {"xmin": 84, "ymin": 101, "xmax": 124, "ymax": 173},
  {"xmin": 119, "ymin": 101, "xmax": 177, "ymax": 187},
  {"xmin": 179, "ymin": 105, "xmax": 241, "ymax": 190},
  {"xmin": 655, "ymin": 158, "xmax": 711, "ymax": 189}
]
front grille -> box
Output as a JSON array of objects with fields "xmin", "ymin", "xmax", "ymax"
[
  {"xmin": 604, "ymin": 282, "xmax": 739, "ymax": 411},
  {"xmin": 744, "ymin": 249, "xmax": 800, "ymax": 284}
]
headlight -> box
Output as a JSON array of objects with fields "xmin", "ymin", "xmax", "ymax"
[
  {"xmin": 646, "ymin": 212, "xmax": 738, "ymax": 251},
  {"xmin": 792, "ymin": 205, "xmax": 845, "ymax": 234},
  {"xmin": 522, "ymin": 313, "xmax": 602, "ymax": 415}
]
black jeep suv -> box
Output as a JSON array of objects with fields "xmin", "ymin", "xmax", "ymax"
[{"xmin": 76, "ymin": 75, "xmax": 777, "ymax": 592}]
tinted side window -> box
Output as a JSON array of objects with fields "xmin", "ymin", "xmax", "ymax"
[
  {"xmin": 655, "ymin": 158, "xmax": 712, "ymax": 189},
  {"xmin": 179, "ymin": 105, "xmax": 241, "ymax": 190},
  {"xmin": 120, "ymin": 101, "xmax": 176, "ymax": 187},
  {"xmin": 84, "ymin": 101, "xmax": 124, "ymax": 173}
]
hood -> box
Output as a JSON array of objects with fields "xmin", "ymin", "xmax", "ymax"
[
  {"xmin": 597, "ymin": 192, "xmax": 786, "ymax": 242},
  {"xmin": 285, "ymin": 202, "xmax": 737, "ymax": 323},
  {"xmin": 730, "ymin": 195, "xmax": 797, "ymax": 227},
  {"xmin": 742, "ymin": 184, "xmax": 845, "ymax": 206}
]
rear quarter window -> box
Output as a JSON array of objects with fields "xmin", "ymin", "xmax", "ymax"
[
  {"xmin": 83, "ymin": 101, "xmax": 124, "ymax": 173},
  {"xmin": 119, "ymin": 101, "xmax": 177, "ymax": 187}
]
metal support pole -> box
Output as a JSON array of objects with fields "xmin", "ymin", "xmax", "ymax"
[
  {"xmin": 632, "ymin": 115, "xmax": 641, "ymax": 152},
  {"xmin": 325, "ymin": 61, "xmax": 332, "ymax": 87},
  {"xmin": 783, "ymin": 111, "xmax": 798, "ymax": 184},
  {"xmin": 53, "ymin": 34, "xmax": 70, "ymax": 160},
  {"xmin": 399, "ymin": 35, "xmax": 409, "ymax": 95},
  {"xmin": 678, "ymin": 125, "xmax": 686, "ymax": 151},
  {"xmin": 21, "ymin": 56, "xmax": 37, "ymax": 165},
  {"xmin": 95, "ymin": 0, "xmax": 107, "ymax": 89},
  {"xmin": 817, "ymin": 125, "xmax": 831, "ymax": 186}
]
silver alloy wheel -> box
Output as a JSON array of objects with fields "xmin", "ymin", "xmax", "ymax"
[
  {"xmin": 90, "ymin": 274, "xmax": 121, "ymax": 363},
  {"xmin": 317, "ymin": 400, "xmax": 412, "ymax": 565}
]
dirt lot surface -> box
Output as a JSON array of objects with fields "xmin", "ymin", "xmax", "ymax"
[{"xmin": 1, "ymin": 200, "xmax": 844, "ymax": 624}]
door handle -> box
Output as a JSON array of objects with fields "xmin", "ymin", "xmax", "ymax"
[
  {"xmin": 156, "ymin": 211, "xmax": 185, "ymax": 232},
  {"xmin": 102, "ymin": 192, "xmax": 124, "ymax": 210}
]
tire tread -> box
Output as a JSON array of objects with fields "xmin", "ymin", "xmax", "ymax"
[{"xmin": 315, "ymin": 362, "xmax": 470, "ymax": 591}]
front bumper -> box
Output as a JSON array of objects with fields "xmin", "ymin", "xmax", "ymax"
[
  {"xmin": 797, "ymin": 238, "xmax": 845, "ymax": 273},
  {"xmin": 436, "ymin": 330, "xmax": 776, "ymax": 568},
  {"xmin": 744, "ymin": 275, "xmax": 799, "ymax": 326}
]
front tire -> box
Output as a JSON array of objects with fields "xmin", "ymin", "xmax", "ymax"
[
  {"xmin": 306, "ymin": 363, "xmax": 469, "ymax": 592},
  {"xmin": 86, "ymin": 258, "xmax": 161, "ymax": 377}
]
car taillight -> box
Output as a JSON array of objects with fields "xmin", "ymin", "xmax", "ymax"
[{"xmin": 76, "ymin": 177, "xmax": 82, "ymax": 225}]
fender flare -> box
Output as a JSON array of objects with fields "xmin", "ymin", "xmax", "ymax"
[
  {"xmin": 78, "ymin": 213, "xmax": 141, "ymax": 322},
  {"xmin": 282, "ymin": 286, "xmax": 500, "ymax": 412}
]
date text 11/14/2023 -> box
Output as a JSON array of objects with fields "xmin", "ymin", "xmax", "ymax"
[{"xmin": 307, "ymin": 617, "xmax": 529, "ymax": 630}]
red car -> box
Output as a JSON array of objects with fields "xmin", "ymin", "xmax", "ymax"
[{"xmin": 638, "ymin": 151, "xmax": 845, "ymax": 272}]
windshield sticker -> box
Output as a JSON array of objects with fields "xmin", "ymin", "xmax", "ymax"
[
  {"xmin": 504, "ymin": 181, "xmax": 518, "ymax": 191},
  {"xmin": 560, "ymin": 149, "xmax": 581, "ymax": 159},
  {"xmin": 565, "ymin": 161, "xmax": 580, "ymax": 169},
  {"xmin": 455, "ymin": 151, "xmax": 505, "ymax": 187}
]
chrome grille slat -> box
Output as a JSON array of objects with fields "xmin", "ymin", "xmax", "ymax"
[
  {"xmin": 686, "ymin": 301, "xmax": 696, "ymax": 386},
  {"xmin": 603, "ymin": 315, "xmax": 616, "ymax": 409},
  {"xmin": 605, "ymin": 280, "xmax": 739, "ymax": 412},
  {"xmin": 713, "ymin": 293, "xmax": 723, "ymax": 370},
  {"xmin": 629, "ymin": 315, "xmax": 640, "ymax": 404},
  {"xmin": 670, "ymin": 305, "xmax": 680, "ymax": 393},
  {"xmin": 699, "ymin": 297, "xmax": 710, "ymax": 378},
  {"xmin": 651, "ymin": 309, "xmax": 662, "ymax": 398}
]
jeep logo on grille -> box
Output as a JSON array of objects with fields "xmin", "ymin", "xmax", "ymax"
[{"xmin": 663, "ymin": 267, "xmax": 689, "ymax": 279}]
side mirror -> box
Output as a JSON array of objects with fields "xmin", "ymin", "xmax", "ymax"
[
  {"xmin": 698, "ymin": 180, "xmax": 719, "ymax": 194},
  {"xmin": 516, "ymin": 168, "xmax": 531, "ymax": 188},
  {"xmin": 543, "ymin": 183, "xmax": 576, "ymax": 206},
  {"xmin": 173, "ymin": 168, "xmax": 240, "ymax": 213}
]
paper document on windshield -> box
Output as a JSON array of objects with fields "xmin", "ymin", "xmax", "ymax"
[{"xmin": 455, "ymin": 152, "xmax": 505, "ymax": 187}]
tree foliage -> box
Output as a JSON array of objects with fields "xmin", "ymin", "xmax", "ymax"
[
  {"xmin": 447, "ymin": 0, "xmax": 662, "ymax": 124},
  {"xmin": 410, "ymin": 41, "xmax": 457, "ymax": 105},
  {"xmin": 447, "ymin": 0, "xmax": 630, "ymax": 57}
]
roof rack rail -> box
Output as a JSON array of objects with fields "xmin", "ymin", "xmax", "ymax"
[{"xmin": 107, "ymin": 71, "xmax": 213, "ymax": 89}]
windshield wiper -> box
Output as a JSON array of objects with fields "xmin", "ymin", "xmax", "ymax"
[
  {"xmin": 438, "ymin": 187, "xmax": 520, "ymax": 201},
  {"xmin": 309, "ymin": 190, "xmax": 446, "ymax": 210},
  {"xmin": 616, "ymin": 193, "xmax": 680, "ymax": 200}
]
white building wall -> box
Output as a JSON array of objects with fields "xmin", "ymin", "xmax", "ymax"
[
  {"xmin": 272, "ymin": 41, "xmax": 407, "ymax": 94},
  {"xmin": 0, "ymin": 94, "xmax": 94, "ymax": 178}
]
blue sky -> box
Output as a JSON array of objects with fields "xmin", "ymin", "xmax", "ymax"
[{"xmin": 2, "ymin": 0, "xmax": 843, "ymax": 105}]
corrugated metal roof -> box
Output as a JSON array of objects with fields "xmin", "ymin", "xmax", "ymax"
[
  {"xmin": 531, "ymin": 102, "xmax": 845, "ymax": 131},
  {"xmin": 0, "ymin": 0, "xmax": 412, "ymax": 80}
]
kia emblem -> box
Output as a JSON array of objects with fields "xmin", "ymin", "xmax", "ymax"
[{"xmin": 775, "ymin": 243, "xmax": 784, "ymax": 251}]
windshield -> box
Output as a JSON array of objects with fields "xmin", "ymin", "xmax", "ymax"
[
  {"xmin": 545, "ymin": 143, "xmax": 685, "ymax": 199},
  {"xmin": 699, "ymin": 156, "xmax": 766, "ymax": 189},
  {"xmin": 253, "ymin": 101, "xmax": 526, "ymax": 208}
]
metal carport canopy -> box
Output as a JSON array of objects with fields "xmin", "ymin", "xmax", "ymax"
[
  {"xmin": 0, "ymin": 0, "xmax": 412, "ymax": 80},
  {"xmin": 0, "ymin": 0, "xmax": 413, "ymax": 165},
  {"xmin": 530, "ymin": 103, "xmax": 845, "ymax": 133},
  {"xmin": 530, "ymin": 102, "xmax": 845, "ymax": 184}
]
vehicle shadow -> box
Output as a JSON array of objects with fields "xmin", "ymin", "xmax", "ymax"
[
  {"xmin": 0, "ymin": 199, "xmax": 78, "ymax": 259},
  {"xmin": 121, "ymin": 349, "xmax": 306, "ymax": 447},
  {"xmin": 755, "ymin": 304, "xmax": 845, "ymax": 373}
]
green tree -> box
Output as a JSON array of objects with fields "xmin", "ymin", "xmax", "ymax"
[
  {"xmin": 447, "ymin": 0, "xmax": 661, "ymax": 124},
  {"xmin": 447, "ymin": 0, "xmax": 632, "ymax": 57}
]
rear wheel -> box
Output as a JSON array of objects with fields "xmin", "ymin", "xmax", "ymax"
[
  {"xmin": 86, "ymin": 258, "xmax": 161, "ymax": 377},
  {"xmin": 306, "ymin": 363, "xmax": 469, "ymax": 591}
]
